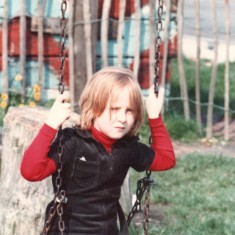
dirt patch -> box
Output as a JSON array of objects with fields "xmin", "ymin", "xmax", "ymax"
[{"xmin": 173, "ymin": 139, "xmax": 235, "ymax": 158}]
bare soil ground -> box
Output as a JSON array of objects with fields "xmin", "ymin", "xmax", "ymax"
[{"xmin": 173, "ymin": 119, "xmax": 235, "ymax": 158}]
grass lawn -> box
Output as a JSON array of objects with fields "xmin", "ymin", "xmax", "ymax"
[{"xmin": 130, "ymin": 153, "xmax": 235, "ymax": 235}]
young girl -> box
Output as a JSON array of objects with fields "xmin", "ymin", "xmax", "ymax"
[{"xmin": 20, "ymin": 67, "xmax": 175, "ymax": 235}]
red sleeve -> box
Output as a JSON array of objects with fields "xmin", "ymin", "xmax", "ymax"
[
  {"xmin": 148, "ymin": 116, "xmax": 176, "ymax": 171},
  {"xmin": 20, "ymin": 124, "xmax": 57, "ymax": 181}
]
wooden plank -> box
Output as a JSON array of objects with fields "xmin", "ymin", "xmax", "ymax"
[
  {"xmin": 149, "ymin": 0, "xmax": 155, "ymax": 86},
  {"xmin": 2, "ymin": 0, "xmax": 9, "ymax": 98},
  {"xmin": 133, "ymin": 0, "xmax": 141, "ymax": 77},
  {"xmin": 101, "ymin": 0, "xmax": 111, "ymax": 67},
  {"xmin": 31, "ymin": 16, "xmax": 68, "ymax": 34},
  {"xmin": 69, "ymin": 0, "xmax": 75, "ymax": 110},
  {"xmin": 117, "ymin": 0, "xmax": 126, "ymax": 67},
  {"xmin": 83, "ymin": 0, "xmax": 93, "ymax": 78},
  {"xmin": 37, "ymin": 0, "xmax": 45, "ymax": 94},
  {"xmin": 20, "ymin": 0, "xmax": 26, "ymax": 103}
]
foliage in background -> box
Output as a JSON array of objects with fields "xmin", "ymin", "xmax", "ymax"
[
  {"xmin": 130, "ymin": 153, "xmax": 235, "ymax": 235},
  {"xmin": 0, "ymin": 83, "xmax": 54, "ymax": 127},
  {"xmin": 139, "ymin": 112, "xmax": 201, "ymax": 144},
  {"xmin": 170, "ymin": 58, "xmax": 235, "ymax": 119}
]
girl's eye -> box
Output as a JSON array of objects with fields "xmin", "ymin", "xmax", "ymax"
[
  {"xmin": 127, "ymin": 109, "xmax": 134, "ymax": 113},
  {"xmin": 110, "ymin": 107, "xmax": 119, "ymax": 111}
]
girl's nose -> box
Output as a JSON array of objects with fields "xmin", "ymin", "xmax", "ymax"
[{"xmin": 116, "ymin": 111, "xmax": 127, "ymax": 123}]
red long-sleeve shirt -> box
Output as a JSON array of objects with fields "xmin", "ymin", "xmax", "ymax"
[{"xmin": 20, "ymin": 117, "xmax": 175, "ymax": 181}]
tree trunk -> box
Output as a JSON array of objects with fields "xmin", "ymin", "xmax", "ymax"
[
  {"xmin": 101, "ymin": 0, "xmax": 111, "ymax": 67},
  {"xmin": 20, "ymin": 0, "xmax": 26, "ymax": 103},
  {"xmin": 194, "ymin": 0, "xmax": 202, "ymax": 134},
  {"xmin": 133, "ymin": 0, "xmax": 141, "ymax": 78},
  {"xmin": 177, "ymin": 0, "xmax": 190, "ymax": 120},
  {"xmin": 206, "ymin": 0, "xmax": 218, "ymax": 139},
  {"xmin": 224, "ymin": 0, "xmax": 230, "ymax": 141}
]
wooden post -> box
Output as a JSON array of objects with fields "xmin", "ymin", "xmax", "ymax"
[
  {"xmin": 101, "ymin": 0, "xmax": 111, "ymax": 68},
  {"xmin": 20, "ymin": 0, "xmax": 26, "ymax": 103},
  {"xmin": 224, "ymin": 0, "xmax": 230, "ymax": 141},
  {"xmin": 117, "ymin": 0, "xmax": 126, "ymax": 68},
  {"xmin": 161, "ymin": 0, "xmax": 171, "ymax": 115},
  {"xmin": 161, "ymin": 0, "xmax": 171, "ymax": 86},
  {"xmin": 133, "ymin": 0, "xmax": 141, "ymax": 78},
  {"xmin": 2, "ymin": 0, "xmax": 9, "ymax": 100},
  {"xmin": 194, "ymin": 0, "xmax": 202, "ymax": 134},
  {"xmin": 73, "ymin": 0, "xmax": 98, "ymax": 113},
  {"xmin": 206, "ymin": 0, "xmax": 218, "ymax": 139},
  {"xmin": 177, "ymin": 0, "xmax": 190, "ymax": 120},
  {"xmin": 37, "ymin": 0, "xmax": 45, "ymax": 94},
  {"xmin": 149, "ymin": 0, "xmax": 155, "ymax": 86},
  {"xmin": 90, "ymin": 0, "xmax": 98, "ymax": 73},
  {"xmin": 69, "ymin": 0, "xmax": 75, "ymax": 110},
  {"xmin": 83, "ymin": 0, "xmax": 93, "ymax": 78}
]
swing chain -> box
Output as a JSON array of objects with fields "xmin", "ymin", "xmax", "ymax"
[
  {"xmin": 41, "ymin": 190, "xmax": 67, "ymax": 235},
  {"xmin": 41, "ymin": 200, "xmax": 58, "ymax": 235},
  {"xmin": 127, "ymin": 171, "xmax": 155, "ymax": 226},
  {"xmin": 154, "ymin": 0, "xmax": 164, "ymax": 96},
  {"xmin": 41, "ymin": 1, "xmax": 67, "ymax": 234},
  {"xmin": 143, "ymin": 172, "xmax": 152, "ymax": 235},
  {"xmin": 58, "ymin": 0, "xmax": 67, "ymax": 94}
]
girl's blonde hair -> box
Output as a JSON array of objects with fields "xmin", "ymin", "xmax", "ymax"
[{"xmin": 79, "ymin": 67, "xmax": 144, "ymax": 136}]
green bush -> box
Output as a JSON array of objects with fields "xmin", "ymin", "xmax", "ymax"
[{"xmin": 165, "ymin": 115, "xmax": 202, "ymax": 142}]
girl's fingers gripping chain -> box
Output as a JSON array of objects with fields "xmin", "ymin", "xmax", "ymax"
[
  {"xmin": 45, "ymin": 94, "xmax": 72, "ymax": 129},
  {"xmin": 146, "ymin": 85, "xmax": 165, "ymax": 119}
]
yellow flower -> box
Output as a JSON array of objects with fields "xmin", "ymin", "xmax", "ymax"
[
  {"xmin": 29, "ymin": 101, "xmax": 36, "ymax": 107},
  {"xmin": 15, "ymin": 74, "xmax": 23, "ymax": 81},
  {"xmin": 0, "ymin": 101, "xmax": 7, "ymax": 109},
  {"xmin": 33, "ymin": 84, "xmax": 41, "ymax": 93},
  {"xmin": 34, "ymin": 92, "xmax": 41, "ymax": 101},
  {"xmin": 18, "ymin": 104, "xmax": 25, "ymax": 107},
  {"xmin": 1, "ymin": 93, "xmax": 8, "ymax": 101}
]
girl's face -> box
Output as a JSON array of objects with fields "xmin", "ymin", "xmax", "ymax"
[{"xmin": 94, "ymin": 87, "xmax": 135, "ymax": 139}]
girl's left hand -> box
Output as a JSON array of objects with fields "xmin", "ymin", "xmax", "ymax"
[{"xmin": 145, "ymin": 85, "xmax": 165, "ymax": 119}]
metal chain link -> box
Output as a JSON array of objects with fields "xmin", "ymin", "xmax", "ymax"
[
  {"xmin": 127, "ymin": 171, "xmax": 155, "ymax": 226},
  {"xmin": 127, "ymin": 1, "xmax": 163, "ymax": 232},
  {"xmin": 143, "ymin": 172, "xmax": 152, "ymax": 235},
  {"xmin": 154, "ymin": 0, "xmax": 164, "ymax": 96},
  {"xmin": 58, "ymin": 0, "xmax": 67, "ymax": 94},
  {"xmin": 41, "ymin": 1, "xmax": 67, "ymax": 234}
]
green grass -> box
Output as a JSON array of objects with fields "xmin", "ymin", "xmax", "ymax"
[{"xmin": 129, "ymin": 153, "xmax": 235, "ymax": 235}]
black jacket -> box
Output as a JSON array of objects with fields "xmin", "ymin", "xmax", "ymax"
[{"xmin": 46, "ymin": 127, "xmax": 154, "ymax": 235}]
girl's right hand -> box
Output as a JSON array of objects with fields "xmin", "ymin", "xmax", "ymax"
[
  {"xmin": 45, "ymin": 94, "xmax": 72, "ymax": 130},
  {"xmin": 146, "ymin": 85, "xmax": 165, "ymax": 119}
]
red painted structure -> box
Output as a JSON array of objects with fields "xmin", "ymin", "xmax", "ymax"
[{"xmin": 0, "ymin": 0, "xmax": 177, "ymax": 89}]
